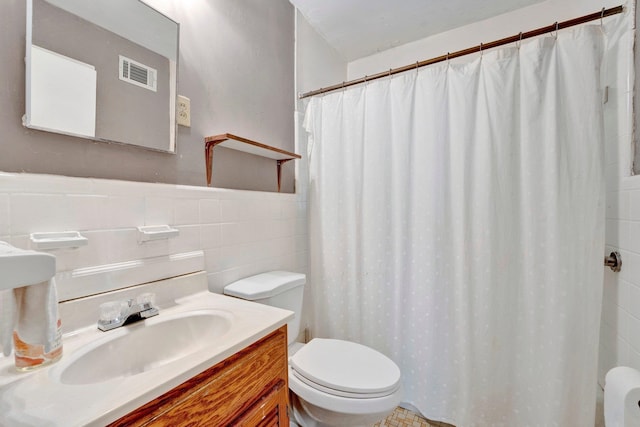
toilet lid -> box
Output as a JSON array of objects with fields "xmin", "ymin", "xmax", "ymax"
[{"xmin": 290, "ymin": 338, "xmax": 401, "ymax": 396}]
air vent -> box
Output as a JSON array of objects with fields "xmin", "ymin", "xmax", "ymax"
[{"xmin": 119, "ymin": 55, "xmax": 157, "ymax": 92}]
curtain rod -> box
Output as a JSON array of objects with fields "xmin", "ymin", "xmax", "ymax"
[{"xmin": 299, "ymin": 5, "xmax": 624, "ymax": 99}]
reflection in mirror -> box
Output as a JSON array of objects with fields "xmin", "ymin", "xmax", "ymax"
[{"xmin": 25, "ymin": 0, "xmax": 179, "ymax": 153}]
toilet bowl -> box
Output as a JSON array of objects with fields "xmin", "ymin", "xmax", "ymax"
[
  {"xmin": 288, "ymin": 339, "xmax": 402, "ymax": 426},
  {"xmin": 224, "ymin": 271, "xmax": 403, "ymax": 427}
]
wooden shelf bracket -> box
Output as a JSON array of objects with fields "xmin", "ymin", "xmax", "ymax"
[{"xmin": 204, "ymin": 133, "xmax": 301, "ymax": 192}]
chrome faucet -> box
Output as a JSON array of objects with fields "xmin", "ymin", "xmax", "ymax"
[{"xmin": 97, "ymin": 293, "xmax": 159, "ymax": 331}]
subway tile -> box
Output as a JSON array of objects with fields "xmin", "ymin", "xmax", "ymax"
[
  {"xmin": 297, "ymin": 201, "xmax": 307, "ymax": 218},
  {"xmin": 617, "ymin": 220, "xmax": 631, "ymax": 251},
  {"xmin": 221, "ymin": 223, "xmax": 242, "ymax": 246},
  {"xmin": 625, "ymin": 313, "xmax": 640, "ymax": 353},
  {"xmin": 10, "ymin": 194, "xmax": 74, "ymax": 234},
  {"xmin": 266, "ymin": 200, "xmax": 283, "ymax": 219},
  {"xmin": 265, "ymin": 219, "xmax": 293, "ymax": 239},
  {"xmin": 244, "ymin": 220, "xmax": 272, "ymax": 242},
  {"xmin": 631, "ymin": 190, "xmax": 640, "ymax": 219},
  {"xmin": 618, "ymin": 191, "xmax": 630, "ymax": 220},
  {"xmin": 620, "ymin": 250, "xmax": 640, "ymax": 286},
  {"xmin": 617, "ymin": 337, "xmax": 631, "ymax": 367},
  {"xmin": 0, "ymin": 194, "xmax": 9, "ymax": 235},
  {"xmin": 294, "ymin": 217, "xmax": 307, "ymax": 236},
  {"xmin": 173, "ymin": 199, "xmax": 200, "ymax": 225},
  {"xmin": 617, "ymin": 279, "xmax": 632, "ymax": 312},
  {"xmin": 1, "ymin": 173, "xmax": 308, "ymax": 305},
  {"xmin": 626, "ymin": 282, "xmax": 640, "ymax": 320},
  {"xmin": 203, "ymin": 248, "xmax": 223, "ymax": 273},
  {"xmin": 8, "ymin": 193, "xmax": 111, "ymax": 234},
  {"xmin": 145, "ymin": 197, "xmax": 175, "ymax": 226},
  {"xmin": 168, "ymin": 225, "xmax": 201, "ymax": 254},
  {"xmin": 207, "ymin": 268, "xmax": 244, "ymax": 294},
  {"xmin": 628, "ymin": 221, "xmax": 640, "ymax": 254},
  {"xmin": 221, "ymin": 199, "xmax": 266, "ymax": 222},
  {"xmin": 0, "ymin": 173, "xmax": 94, "ymax": 194},
  {"xmin": 65, "ymin": 195, "xmax": 109, "ymax": 231},
  {"xmin": 200, "ymin": 224, "xmax": 221, "ymax": 249},
  {"xmin": 199, "ymin": 199, "xmax": 220, "ymax": 223},
  {"xmin": 51, "ymin": 230, "xmax": 111, "ymax": 271},
  {"xmin": 282, "ymin": 201, "xmax": 298, "ymax": 219},
  {"xmin": 215, "ymin": 245, "xmax": 242, "ymax": 271},
  {"xmin": 605, "ymin": 219, "xmax": 619, "ymax": 247},
  {"xmin": 294, "ymin": 234, "xmax": 308, "ymax": 253},
  {"xmin": 108, "ymin": 228, "xmax": 170, "ymax": 262},
  {"xmin": 106, "ymin": 196, "xmax": 145, "ymax": 229},
  {"xmin": 628, "ymin": 347, "xmax": 640, "ymax": 373}
]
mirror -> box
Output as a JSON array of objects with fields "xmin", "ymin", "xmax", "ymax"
[{"xmin": 25, "ymin": 0, "xmax": 179, "ymax": 153}]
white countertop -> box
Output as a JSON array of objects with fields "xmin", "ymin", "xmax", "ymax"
[{"xmin": 0, "ymin": 279, "xmax": 293, "ymax": 426}]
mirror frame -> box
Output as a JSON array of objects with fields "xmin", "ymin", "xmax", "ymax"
[{"xmin": 24, "ymin": 0, "xmax": 179, "ymax": 154}]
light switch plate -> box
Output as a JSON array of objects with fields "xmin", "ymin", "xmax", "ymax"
[{"xmin": 177, "ymin": 95, "xmax": 191, "ymax": 127}]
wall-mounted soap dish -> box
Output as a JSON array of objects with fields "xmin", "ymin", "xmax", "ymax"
[
  {"xmin": 137, "ymin": 225, "xmax": 179, "ymax": 243},
  {"xmin": 30, "ymin": 231, "xmax": 89, "ymax": 250}
]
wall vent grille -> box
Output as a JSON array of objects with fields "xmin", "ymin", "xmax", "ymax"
[{"xmin": 119, "ymin": 55, "xmax": 157, "ymax": 92}]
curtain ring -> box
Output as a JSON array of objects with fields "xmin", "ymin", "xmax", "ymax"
[
  {"xmin": 517, "ymin": 32, "xmax": 523, "ymax": 49},
  {"xmin": 389, "ymin": 68, "xmax": 392, "ymax": 79},
  {"xmin": 480, "ymin": 42, "xmax": 483, "ymax": 57},
  {"xmin": 552, "ymin": 21, "xmax": 559, "ymax": 39},
  {"xmin": 601, "ymin": 7, "xmax": 605, "ymax": 27},
  {"xmin": 446, "ymin": 52, "xmax": 450, "ymax": 65},
  {"xmin": 342, "ymin": 81, "xmax": 346, "ymax": 92}
]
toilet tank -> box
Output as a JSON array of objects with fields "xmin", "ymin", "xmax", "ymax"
[{"xmin": 223, "ymin": 271, "xmax": 306, "ymax": 345}]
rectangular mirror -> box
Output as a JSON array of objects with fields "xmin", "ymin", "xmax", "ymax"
[{"xmin": 25, "ymin": 0, "xmax": 179, "ymax": 153}]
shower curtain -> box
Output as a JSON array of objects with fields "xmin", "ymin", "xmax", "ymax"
[{"xmin": 305, "ymin": 26, "xmax": 605, "ymax": 426}]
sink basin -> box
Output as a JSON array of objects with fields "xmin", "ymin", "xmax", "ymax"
[{"xmin": 52, "ymin": 309, "xmax": 232, "ymax": 385}]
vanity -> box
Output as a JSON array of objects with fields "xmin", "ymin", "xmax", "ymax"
[
  {"xmin": 110, "ymin": 326, "xmax": 289, "ymax": 426},
  {"xmin": 0, "ymin": 272, "xmax": 293, "ymax": 426}
]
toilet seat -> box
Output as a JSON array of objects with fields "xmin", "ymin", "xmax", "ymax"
[{"xmin": 290, "ymin": 338, "xmax": 401, "ymax": 398}]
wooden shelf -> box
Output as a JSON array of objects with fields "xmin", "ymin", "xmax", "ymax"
[{"xmin": 204, "ymin": 133, "xmax": 301, "ymax": 192}]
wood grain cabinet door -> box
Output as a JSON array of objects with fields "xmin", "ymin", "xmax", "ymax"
[
  {"xmin": 232, "ymin": 382, "xmax": 289, "ymax": 427},
  {"xmin": 109, "ymin": 326, "xmax": 289, "ymax": 427}
]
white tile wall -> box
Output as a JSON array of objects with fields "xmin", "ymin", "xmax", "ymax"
[
  {"xmin": 598, "ymin": 14, "xmax": 640, "ymax": 384},
  {"xmin": 601, "ymin": 175, "xmax": 640, "ymax": 383},
  {"xmin": 0, "ymin": 172, "xmax": 308, "ymax": 301}
]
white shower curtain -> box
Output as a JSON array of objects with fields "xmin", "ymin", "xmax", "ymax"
[{"xmin": 305, "ymin": 26, "xmax": 605, "ymax": 426}]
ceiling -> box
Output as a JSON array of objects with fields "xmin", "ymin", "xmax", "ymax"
[{"xmin": 290, "ymin": 0, "xmax": 545, "ymax": 61}]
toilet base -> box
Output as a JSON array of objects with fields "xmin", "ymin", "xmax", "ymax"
[{"xmin": 290, "ymin": 392, "xmax": 394, "ymax": 427}]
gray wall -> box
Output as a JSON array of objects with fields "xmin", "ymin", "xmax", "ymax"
[
  {"xmin": 33, "ymin": 0, "xmax": 171, "ymax": 150},
  {"xmin": 0, "ymin": 0, "xmax": 295, "ymax": 192}
]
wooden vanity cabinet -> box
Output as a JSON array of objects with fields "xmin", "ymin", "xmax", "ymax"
[{"xmin": 109, "ymin": 326, "xmax": 289, "ymax": 427}]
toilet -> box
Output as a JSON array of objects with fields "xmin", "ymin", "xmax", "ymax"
[{"xmin": 223, "ymin": 271, "xmax": 403, "ymax": 427}]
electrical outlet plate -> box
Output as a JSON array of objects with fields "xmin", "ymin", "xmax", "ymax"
[{"xmin": 177, "ymin": 95, "xmax": 191, "ymax": 127}]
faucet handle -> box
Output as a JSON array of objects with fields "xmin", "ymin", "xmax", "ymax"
[
  {"xmin": 99, "ymin": 301, "xmax": 125, "ymax": 323},
  {"xmin": 136, "ymin": 292, "xmax": 156, "ymax": 309}
]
